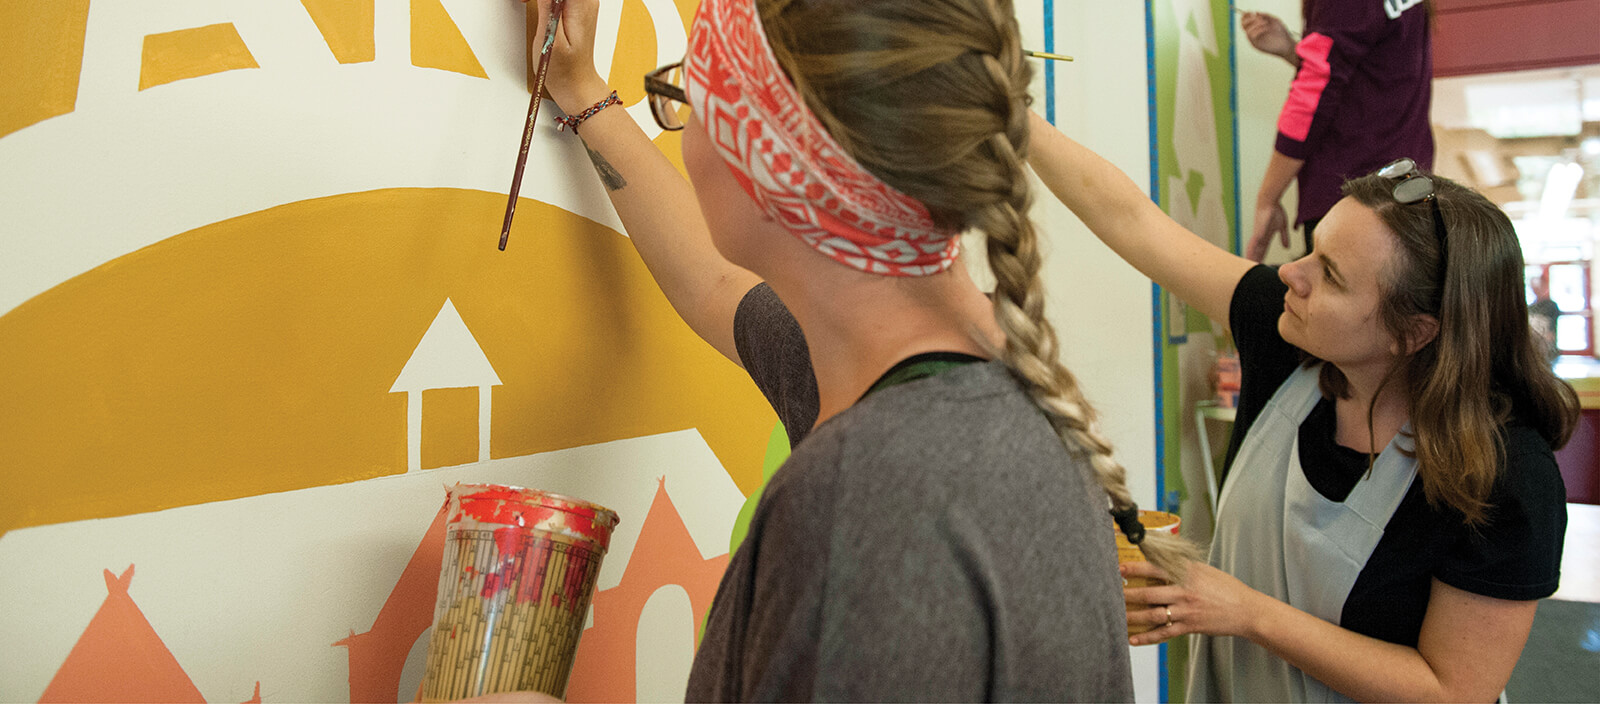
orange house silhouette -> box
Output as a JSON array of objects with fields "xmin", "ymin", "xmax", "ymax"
[
  {"xmin": 565, "ymin": 478, "xmax": 730, "ymax": 703},
  {"xmin": 335, "ymin": 500, "xmax": 452, "ymax": 703}
]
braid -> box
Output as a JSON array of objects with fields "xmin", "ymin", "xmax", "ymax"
[
  {"xmin": 976, "ymin": 132, "xmax": 1201, "ymax": 580},
  {"xmin": 761, "ymin": 0, "xmax": 1201, "ymax": 579},
  {"xmin": 977, "ymin": 0, "xmax": 1200, "ymax": 579}
]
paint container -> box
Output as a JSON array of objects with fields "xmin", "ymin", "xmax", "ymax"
[
  {"xmin": 419, "ymin": 483, "xmax": 619, "ymax": 702},
  {"xmin": 1115, "ymin": 510, "xmax": 1181, "ymax": 635}
]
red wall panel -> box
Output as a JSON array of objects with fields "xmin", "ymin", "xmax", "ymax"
[{"xmin": 1434, "ymin": 0, "xmax": 1600, "ymax": 76}]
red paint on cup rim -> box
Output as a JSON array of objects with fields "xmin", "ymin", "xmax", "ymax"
[{"xmin": 448, "ymin": 483, "xmax": 620, "ymax": 551}]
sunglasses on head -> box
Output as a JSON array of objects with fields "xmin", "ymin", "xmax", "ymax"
[{"xmin": 1376, "ymin": 157, "xmax": 1449, "ymax": 281}]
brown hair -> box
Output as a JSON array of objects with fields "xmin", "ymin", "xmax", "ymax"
[
  {"xmin": 756, "ymin": 0, "xmax": 1199, "ymax": 576},
  {"xmin": 1328, "ymin": 172, "xmax": 1578, "ymax": 524}
]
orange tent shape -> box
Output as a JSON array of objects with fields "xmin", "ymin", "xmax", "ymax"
[{"xmin": 39, "ymin": 564, "xmax": 207, "ymax": 703}]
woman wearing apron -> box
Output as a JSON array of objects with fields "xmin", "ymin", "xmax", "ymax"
[{"xmin": 1029, "ymin": 113, "xmax": 1575, "ymax": 702}]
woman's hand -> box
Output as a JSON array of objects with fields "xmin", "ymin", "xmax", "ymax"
[
  {"xmin": 521, "ymin": 0, "xmax": 610, "ymax": 113},
  {"xmin": 1121, "ymin": 560, "xmax": 1267, "ymax": 646},
  {"xmin": 1240, "ymin": 11, "xmax": 1297, "ymax": 64},
  {"xmin": 1247, "ymin": 200, "xmax": 1288, "ymax": 262}
]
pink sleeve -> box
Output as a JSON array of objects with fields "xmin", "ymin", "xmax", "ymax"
[{"xmin": 1276, "ymin": 32, "xmax": 1335, "ymax": 145}]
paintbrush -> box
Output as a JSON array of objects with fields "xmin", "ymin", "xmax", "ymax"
[
  {"xmin": 1025, "ymin": 49, "xmax": 1074, "ymax": 62},
  {"xmin": 500, "ymin": 0, "xmax": 567, "ymax": 251}
]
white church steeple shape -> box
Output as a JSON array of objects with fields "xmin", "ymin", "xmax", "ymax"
[{"xmin": 390, "ymin": 298, "xmax": 503, "ymax": 472}]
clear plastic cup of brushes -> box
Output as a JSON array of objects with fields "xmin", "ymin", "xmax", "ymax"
[
  {"xmin": 419, "ymin": 483, "xmax": 619, "ymax": 702},
  {"xmin": 1115, "ymin": 510, "xmax": 1181, "ymax": 635}
]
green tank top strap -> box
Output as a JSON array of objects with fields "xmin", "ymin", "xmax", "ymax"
[{"xmin": 864, "ymin": 352, "xmax": 987, "ymax": 398}]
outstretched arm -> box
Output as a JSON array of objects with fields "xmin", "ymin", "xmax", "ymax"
[
  {"xmin": 530, "ymin": 0, "xmax": 760, "ymax": 365},
  {"xmin": 1025, "ymin": 110, "xmax": 1254, "ymax": 328}
]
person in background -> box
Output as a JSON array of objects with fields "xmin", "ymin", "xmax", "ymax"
[
  {"xmin": 1029, "ymin": 113, "xmax": 1575, "ymax": 702},
  {"xmin": 1528, "ymin": 271, "xmax": 1561, "ymax": 365},
  {"xmin": 1241, "ymin": 1, "xmax": 1435, "ymax": 262},
  {"xmin": 525, "ymin": 0, "xmax": 1196, "ymax": 699}
]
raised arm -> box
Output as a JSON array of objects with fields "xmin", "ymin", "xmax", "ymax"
[
  {"xmin": 532, "ymin": 0, "xmax": 760, "ymax": 364},
  {"xmin": 1026, "ymin": 110, "xmax": 1253, "ymax": 327}
]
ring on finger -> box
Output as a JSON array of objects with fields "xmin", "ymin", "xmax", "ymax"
[{"xmin": 1164, "ymin": 606, "xmax": 1174, "ymax": 628}]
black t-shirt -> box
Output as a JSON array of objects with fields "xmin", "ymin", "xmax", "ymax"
[{"xmin": 1224, "ymin": 265, "xmax": 1566, "ymax": 646}]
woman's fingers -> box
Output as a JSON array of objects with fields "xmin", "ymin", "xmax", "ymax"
[
  {"xmin": 556, "ymin": 0, "xmax": 599, "ymax": 52},
  {"xmin": 1126, "ymin": 604, "xmax": 1181, "ymax": 646},
  {"xmin": 1129, "ymin": 622, "xmax": 1177, "ymax": 646},
  {"xmin": 1119, "ymin": 560, "xmax": 1172, "ymax": 582},
  {"xmin": 535, "ymin": 0, "xmax": 607, "ymax": 111},
  {"xmin": 1125, "ymin": 582, "xmax": 1186, "ymax": 607},
  {"xmin": 1131, "ymin": 604, "xmax": 1172, "ymax": 628}
]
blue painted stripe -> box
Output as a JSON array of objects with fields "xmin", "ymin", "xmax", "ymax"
[
  {"xmin": 1044, "ymin": 0, "xmax": 1055, "ymax": 124},
  {"xmin": 1145, "ymin": 1, "xmax": 1171, "ymax": 697},
  {"xmin": 1229, "ymin": 0, "xmax": 1242, "ymax": 254},
  {"xmin": 1145, "ymin": 3, "xmax": 1160, "ymax": 206},
  {"xmin": 1144, "ymin": 1, "xmax": 1169, "ymax": 700}
]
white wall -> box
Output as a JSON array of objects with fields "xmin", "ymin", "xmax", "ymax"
[
  {"xmin": 1237, "ymin": 0, "xmax": 1305, "ymax": 265},
  {"xmin": 1016, "ymin": 2, "xmax": 1164, "ymax": 700}
]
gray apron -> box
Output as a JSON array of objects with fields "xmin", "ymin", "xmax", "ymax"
[{"xmin": 1187, "ymin": 365, "xmax": 1417, "ymax": 703}]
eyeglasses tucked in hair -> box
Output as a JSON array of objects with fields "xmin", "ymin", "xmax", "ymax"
[
  {"xmin": 1376, "ymin": 157, "xmax": 1449, "ymax": 278},
  {"xmin": 644, "ymin": 61, "xmax": 688, "ymax": 132}
]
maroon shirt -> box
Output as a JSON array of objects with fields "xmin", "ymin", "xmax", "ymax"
[{"xmin": 1275, "ymin": 0, "xmax": 1435, "ymax": 224}]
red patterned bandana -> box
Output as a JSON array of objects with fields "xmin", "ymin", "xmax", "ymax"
[{"xmin": 682, "ymin": 0, "xmax": 961, "ymax": 277}]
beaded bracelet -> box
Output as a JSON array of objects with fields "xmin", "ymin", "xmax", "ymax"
[{"xmin": 554, "ymin": 90, "xmax": 622, "ymax": 133}]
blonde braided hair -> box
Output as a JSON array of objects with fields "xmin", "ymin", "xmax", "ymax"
[{"xmin": 759, "ymin": 0, "xmax": 1200, "ymax": 579}]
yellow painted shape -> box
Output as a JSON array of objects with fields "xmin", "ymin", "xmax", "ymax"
[
  {"xmin": 636, "ymin": 0, "xmax": 698, "ymax": 159},
  {"xmin": 608, "ymin": 0, "xmax": 657, "ymax": 107},
  {"xmin": 653, "ymin": 130, "xmax": 688, "ymax": 177},
  {"xmin": 673, "ymin": 0, "xmax": 699, "ymax": 33},
  {"xmin": 300, "ymin": 0, "xmax": 375, "ymax": 64},
  {"xmin": 411, "ymin": 0, "xmax": 487, "ymax": 78},
  {"xmin": 139, "ymin": 23, "xmax": 259, "ymax": 92},
  {"xmin": 0, "ymin": 188, "xmax": 775, "ymax": 538},
  {"xmin": 422, "ymin": 387, "xmax": 480, "ymax": 469},
  {"xmin": 0, "ymin": 0, "xmax": 90, "ymax": 139}
]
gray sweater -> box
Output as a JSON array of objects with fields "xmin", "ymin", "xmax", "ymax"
[{"xmin": 684, "ymin": 284, "xmax": 1134, "ymax": 702}]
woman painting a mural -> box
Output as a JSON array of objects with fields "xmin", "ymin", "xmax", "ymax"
[
  {"xmin": 1239, "ymin": 0, "xmax": 1436, "ymax": 261},
  {"xmin": 1027, "ymin": 114, "xmax": 1574, "ymax": 701},
  {"xmin": 520, "ymin": 0, "xmax": 1194, "ymax": 698}
]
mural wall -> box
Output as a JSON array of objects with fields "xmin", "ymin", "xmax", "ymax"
[
  {"xmin": 1148, "ymin": 1, "xmax": 1240, "ymax": 699},
  {"xmin": 2, "ymin": 1, "xmax": 1168, "ymax": 702},
  {"xmin": 0, "ymin": 1, "xmax": 784, "ymax": 701}
]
